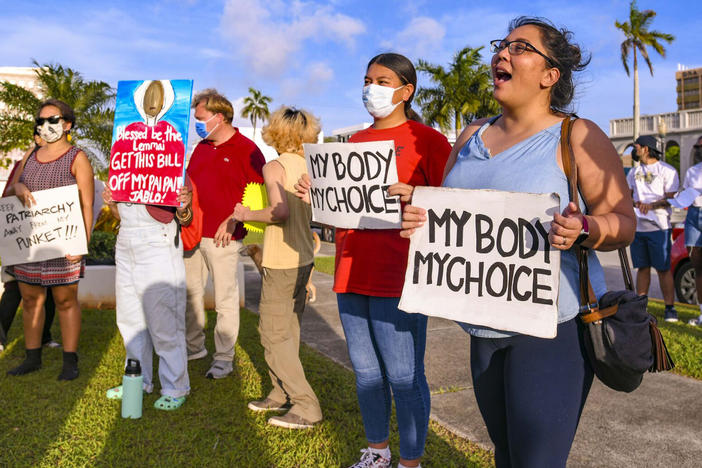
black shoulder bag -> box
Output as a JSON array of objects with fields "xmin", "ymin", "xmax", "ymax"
[{"xmin": 560, "ymin": 116, "xmax": 674, "ymax": 393}]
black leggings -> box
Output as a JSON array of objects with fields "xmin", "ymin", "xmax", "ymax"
[
  {"xmin": 0, "ymin": 281, "xmax": 56, "ymax": 347},
  {"xmin": 470, "ymin": 319, "xmax": 593, "ymax": 468}
]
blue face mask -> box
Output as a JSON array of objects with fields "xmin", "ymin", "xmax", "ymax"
[{"xmin": 194, "ymin": 114, "xmax": 218, "ymax": 139}]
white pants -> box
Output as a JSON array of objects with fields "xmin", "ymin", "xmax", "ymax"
[{"xmin": 115, "ymin": 204, "xmax": 190, "ymax": 397}]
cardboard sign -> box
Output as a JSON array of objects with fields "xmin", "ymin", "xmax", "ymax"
[
  {"xmin": 399, "ymin": 187, "xmax": 561, "ymax": 338},
  {"xmin": 303, "ymin": 141, "xmax": 401, "ymax": 229},
  {"xmin": 108, "ymin": 79, "xmax": 193, "ymax": 206},
  {"xmin": 0, "ymin": 185, "xmax": 88, "ymax": 266}
]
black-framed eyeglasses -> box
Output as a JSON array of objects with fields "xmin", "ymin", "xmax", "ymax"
[
  {"xmin": 35, "ymin": 115, "xmax": 63, "ymax": 126},
  {"xmin": 490, "ymin": 40, "xmax": 557, "ymax": 68},
  {"xmin": 284, "ymin": 107, "xmax": 307, "ymax": 125}
]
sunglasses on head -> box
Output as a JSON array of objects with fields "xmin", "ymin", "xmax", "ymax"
[
  {"xmin": 35, "ymin": 115, "xmax": 63, "ymax": 126},
  {"xmin": 284, "ymin": 108, "xmax": 307, "ymax": 125}
]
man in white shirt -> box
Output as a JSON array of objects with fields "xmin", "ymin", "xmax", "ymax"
[{"xmin": 626, "ymin": 135, "xmax": 680, "ymax": 321}]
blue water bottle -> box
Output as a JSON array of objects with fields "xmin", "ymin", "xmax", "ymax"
[{"xmin": 121, "ymin": 359, "xmax": 143, "ymax": 419}]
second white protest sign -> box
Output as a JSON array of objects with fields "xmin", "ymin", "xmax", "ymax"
[
  {"xmin": 303, "ymin": 141, "xmax": 401, "ymax": 229},
  {"xmin": 399, "ymin": 186, "xmax": 561, "ymax": 338}
]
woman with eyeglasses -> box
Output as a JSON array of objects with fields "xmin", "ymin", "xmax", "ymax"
[
  {"xmin": 400, "ymin": 17, "xmax": 635, "ymax": 466},
  {"xmin": 297, "ymin": 53, "xmax": 451, "ymax": 468},
  {"xmin": 6, "ymin": 98, "xmax": 94, "ymax": 380},
  {"xmin": 217, "ymin": 106, "xmax": 323, "ymax": 429},
  {"xmin": 682, "ymin": 136, "xmax": 702, "ymax": 326}
]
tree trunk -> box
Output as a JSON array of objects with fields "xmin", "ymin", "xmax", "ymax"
[
  {"xmin": 633, "ymin": 49, "xmax": 640, "ymax": 141},
  {"xmin": 455, "ymin": 110, "xmax": 461, "ymax": 141}
]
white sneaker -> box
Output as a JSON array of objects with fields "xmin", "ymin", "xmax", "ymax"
[
  {"xmin": 187, "ymin": 348, "xmax": 208, "ymax": 361},
  {"xmin": 348, "ymin": 448, "xmax": 391, "ymax": 468},
  {"xmin": 688, "ymin": 318, "xmax": 702, "ymax": 326},
  {"xmin": 205, "ymin": 360, "xmax": 233, "ymax": 379}
]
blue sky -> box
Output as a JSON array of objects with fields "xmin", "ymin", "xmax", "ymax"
[{"xmin": 1, "ymin": 0, "xmax": 700, "ymax": 136}]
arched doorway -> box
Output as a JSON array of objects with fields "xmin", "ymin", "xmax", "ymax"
[{"xmin": 665, "ymin": 139, "xmax": 680, "ymax": 174}]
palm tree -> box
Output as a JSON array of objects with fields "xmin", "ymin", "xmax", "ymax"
[
  {"xmin": 240, "ymin": 87, "xmax": 271, "ymax": 135},
  {"xmin": 0, "ymin": 60, "xmax": 114, "ymax": 172},
  {"xmin": 615, "ymin": 1, "xmax": 674, "ymax": 141},
  {"xmin": 416, "ymin": 46, "xmax": 499, "ymax": 136}
]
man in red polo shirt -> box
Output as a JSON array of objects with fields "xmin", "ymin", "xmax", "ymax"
[{"xmin": 185, "ymin": 89, "xmax": 265, "ymax": 379}]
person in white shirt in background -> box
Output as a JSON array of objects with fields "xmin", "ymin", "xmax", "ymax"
[
  {"xmin": 626, "ymin": 135, "xmax": 680, "ymax": 321},
  {"xmin": 681, "ymin": 135, "xmax": 702, "ymax": 326}
]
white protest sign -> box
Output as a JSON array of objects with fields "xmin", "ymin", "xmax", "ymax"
[
  {"xmin": 399, "ymin": 186, "xmax": 561, "ymax": 338},
  {"xmin": 303, "ymin": 141, "xmax": 401, "ymax": 229},
  {"xmin": 0, "ymin": 184, "xmax": 88, "ymax": 266}
]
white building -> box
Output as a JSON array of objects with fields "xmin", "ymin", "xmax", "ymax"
[{"xmin": 331, "ymin": 122, "xmax": 372, "ymax": 142}]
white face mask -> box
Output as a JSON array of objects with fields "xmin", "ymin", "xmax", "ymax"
[
  {"xmin": 362, "ymin": 84, "xmax": 405, "ymax": 119},
  {"xmin": 38, "ymin": 120, "xmax": 65, "ymax": 143}
]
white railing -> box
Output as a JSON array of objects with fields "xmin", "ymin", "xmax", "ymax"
[{"xmin": 610, "ymin": 109, "xmax": 702, "ymax": 137}]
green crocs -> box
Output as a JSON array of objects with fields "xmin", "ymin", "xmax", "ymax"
[
  {"xmin": 106, "ymin": 385, "xmax": 123, "ymax": 400},
  {"xmin": 154, "ymin": 395, "xmax": 186, "ymax": 411}
]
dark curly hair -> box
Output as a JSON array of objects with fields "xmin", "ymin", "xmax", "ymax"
[
  {"xmin": 37, "ymin": 98, "xmax": 76, "ymax": 129},
  {"xmin": 509, "ymin": 16, "xmax": 591, "ymax": 113}
]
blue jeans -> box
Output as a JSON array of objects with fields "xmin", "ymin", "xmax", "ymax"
[
  {"xmin": 337, "ymin": 293, "xmax": 430, "ymax": 460},
  {"xmin": 630, "ymin": 229, "xmax": 672, "ymax": 271}
]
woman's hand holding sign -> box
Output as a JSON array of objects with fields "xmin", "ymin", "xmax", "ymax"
[
  {"xmin": 176, "ymin": 186, "xmax": 192, "ymax": 213},
  {"xmin": 549, "ymin": 202, "xmax": 585, "ymax": 251},
  {"xmin": 294, "ymin": 173, "xmax": 311, "ymax": 204},
  {"xmin": 14, "ymin": 182, "xmax": 36, "ymax": 208},
  {"xmin": 386, "ymin": 182, "xmax": 414, "ymax": 203},
  {"xmin": 399, "ymin": 204, "xmax": 426, "ymax": 238}
]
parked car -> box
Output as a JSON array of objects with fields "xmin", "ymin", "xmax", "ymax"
[
  {"xmin": 671, "ymin": 226, "xmax": 697, "ymax": 304},
  {"xmin": 311, "ymin": 222, "xmax": 335, "ymax": 243}
]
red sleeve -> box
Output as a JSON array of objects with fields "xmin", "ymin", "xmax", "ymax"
[
  {"xmin": 424, "ymin": 129, "xmax": 452, "ymax": 186},
  {"xmin": 2, "ymin": 160, "xmax": 23, "ymax": 196},
  {"xmin": 248, "ymin": 146, "xmax": 265, "ymax": 184}
]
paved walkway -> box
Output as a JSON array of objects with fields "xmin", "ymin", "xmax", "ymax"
[{"xmin": 241, "ymin": 244, "xmax": 702, "ymax": 467}]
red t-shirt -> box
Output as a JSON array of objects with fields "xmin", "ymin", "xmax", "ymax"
[
  {"xmin": 186, "ymin": 130, "xmax": 265, "ymax": 239},
  {"xmin": 333, "ymin": 120, "xmax": 451, "ymax": 296}
]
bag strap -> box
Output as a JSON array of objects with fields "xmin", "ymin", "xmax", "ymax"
[{"xmin": 559, "ymin": 117, "xmax": 636, "ymax": 316}]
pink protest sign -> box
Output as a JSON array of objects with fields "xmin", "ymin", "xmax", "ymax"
[{"xmin": 108, "ymin": 79, "xmax": 193, "ymax": 206}]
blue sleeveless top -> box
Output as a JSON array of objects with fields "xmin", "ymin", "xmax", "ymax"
[{"xmin": 444, "ymin": 118, "xmax": 607, "ymax": 338}]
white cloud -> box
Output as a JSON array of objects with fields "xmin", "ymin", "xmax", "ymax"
[
  {"xmin": 395, "ymin": 16, "xmax": 446, "ymax": 56},
  {"xmin": 219, "ymin": 0, "xmax": 365, "ymax": 76},
  {"xmin": 385, "ymin": 17, "xmax": 446, "ymax": 58},
  {"xmin": 280, "ymin": 61, "xmax": 335, "ymax": 99}
]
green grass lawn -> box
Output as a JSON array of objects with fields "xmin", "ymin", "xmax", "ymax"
[
  {"xmin": 647, "ymin": 300, "xmax": 702, "ymax": 379},
  {"xmin": 313, "ymin": 256, "xmax": 335, "ymax": 276},
  {"xmin": 0, "ymin": 309, "xmax": 493, "ymax": 467}
]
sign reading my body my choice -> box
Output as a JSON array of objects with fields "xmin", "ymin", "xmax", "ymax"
[
  {"xmin": 108, "ymin": 79, "xmax": 193, "ymax": 207},
  {"xmin": 399, "ymin": 187, "xmax": 561, "ymax": 339},
  {"xmin": 303, "ymin": 141, "xmax": 401, "ymax": 229},
  {"xmin": 0, "ymin": 185, "xmax": 88, "ymax": 266}
]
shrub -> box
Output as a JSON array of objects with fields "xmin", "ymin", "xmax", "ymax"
[{"xmin": 86, "ymin": 230, "xmax": 116, "ymax": 265}]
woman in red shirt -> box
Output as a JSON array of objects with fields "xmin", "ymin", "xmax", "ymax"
[{"xmin": 299, "ymin": 53, "xmax": 450, "ymax": 468}]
